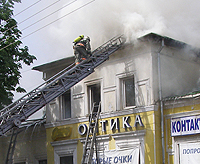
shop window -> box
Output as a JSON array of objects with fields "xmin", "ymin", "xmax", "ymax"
[
  {"xmin": 38, "ymin": 159, "xmax": 47, "ymax": 164},
  {"xmin": 60, "ymin": 156, "xmax": 73, "ymax": 164},
  {"xmin": 87, "ymin": 83, "xmax": 101, "ymax": 113},
  {"xmin": 61, "ymin": 90, "xmax": 71, "ymax": 119},
  {"xmin": 122, "ymin": 76, "xmax": 135, "ymax": 108},
  {"xmin": 177, "ymin": 142, "xmax": 200, "ymax": 164}
]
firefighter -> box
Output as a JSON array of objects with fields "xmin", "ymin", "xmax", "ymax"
[{"xmin": 73, "ymin": 35, "xmax": 91, "ymax": 65}]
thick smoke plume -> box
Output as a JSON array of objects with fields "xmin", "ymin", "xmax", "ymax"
[
  {"xmin": 53, "ymin": 0, "xmax": 200, "ymax": 54},
  {"xmin": 12, "ymin": 0, "xmax": 200, "ymax": 114},
  {"xmin": 15, "ymin": 0, "xmax": 200, "ymax": 62},
  {"xmin": 13, "ymin": 0, "xmax": 200, "ymax": 90}
]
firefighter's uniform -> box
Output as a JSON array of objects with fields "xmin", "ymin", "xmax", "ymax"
[{"xmin": 73, "ymin": 35, "xmax": 91, "ymax": 65}]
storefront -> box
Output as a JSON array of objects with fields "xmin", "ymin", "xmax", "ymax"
[
  {"xmin": 46, "ymin": 109, "xmax": 159, "ymax": 164},
  {"xmin": 164, "ymin": 95, "xmax": 200, "ymax": 164}
]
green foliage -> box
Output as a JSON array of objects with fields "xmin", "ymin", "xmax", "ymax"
[{"xmin": 0, "ymin": 0, "xmax": 37, "ymax": 109}]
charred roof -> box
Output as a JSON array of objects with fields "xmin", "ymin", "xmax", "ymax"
[
  {"xmin": 139, "ymin": 33, "xmax": 200, "ymax": 57},
  {"xmin": 33, "ymin": 33, "xmax": 200, "ymax": 72}
]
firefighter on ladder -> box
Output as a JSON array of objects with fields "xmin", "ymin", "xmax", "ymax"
[{"xmin": 73, "ymin": 35, "xmax": 91, "ymax": 65}]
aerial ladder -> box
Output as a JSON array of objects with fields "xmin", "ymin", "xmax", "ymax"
[
  {"xmin": 0, "ymin": 35, "xmax": 125, "ymax": 163},
  {"xmin": 0, "ymin": 35, "xmax": 124, "ymax": 136}
]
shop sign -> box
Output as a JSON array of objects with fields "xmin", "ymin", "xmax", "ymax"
[
  {"xmin": 179, "ymin": 142, "xmax": 200, "ymax": 163},
  {"xmin": 171, "ymin": 115, "xmax": 200, "ymax": 136},
  {"xmin": 78, "ymin": 115, "xmax": 144, "ymax": 136},
  {"xmin": 91, "ymin": 147, "xmax": 139, "ymax": 164}
]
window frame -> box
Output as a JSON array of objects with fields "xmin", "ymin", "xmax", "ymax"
[
  {"xmin": 60, "ymin": 155, "xmax": 73, "ymax": 164},
  {"xmin": 38, "ymin": 159, "xmax": 47, "ymax": 164},
  {"xmin": 122, "ymin": 76, "xmax": 135, "ymax": 108},
  {"xmin": 116, "ymin": 72, "xmax": 136, "ymax": 110},
  {"xmin": 87, "ymin": 83, "xmax": 101, "ymax": 113},
  {"xmin": 51, "ymin": 139, "xmax": 78, "ymax": 164},
  {"xmin": 60, "ymin": 90, "xmax": 71, "ymax": 120},
  {"xmin": 84, "ymin": 79, "xmax": 103, "ymax": 115}
]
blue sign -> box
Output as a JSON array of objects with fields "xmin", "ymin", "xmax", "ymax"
[{"xmin": 171, "ymin": 115, "xmax": 200, "ymax": 136}]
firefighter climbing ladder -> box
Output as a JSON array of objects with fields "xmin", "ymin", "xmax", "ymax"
[
  {"xmin": 81, "ymin": 102, "xmax": 101, "ymax": 164},
  {"xmin": 0, "ymin": 35, "xmax": 125, "ymax": 164}
]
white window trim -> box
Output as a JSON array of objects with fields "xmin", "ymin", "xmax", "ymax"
[
  {"xmin": 166, "ymin": 112, "xmax": 200, "ymax": 164},
  {"xmin": 80, "ymin": 134, "xmax": 110, "ymax": 154},
  {"xmin": 59, "ymin": 90, "xmax": 71, "ymax": 120},
  {"xmin": 173, "ymin": 135, "xmax": 200, "ymax": 164},
  {"xmin": 135, "ymin": 79, "xmax": 150, "ymax": 107},
  {"xmin": 80, "ymin": 131, "xmax": 145, "ymax": 164},
  {"xmin": 34, "ymin": 154, "xmax": 47, "ymax": 164},
  {"xmin": 116, "ymin": 72, "xmax": 136, "ymax": 110},
  {"xmin": 116, "ymin": 72, "xmax": 150, "ymax": 110},
  {"xmin": 84, "ymin": 78, "xmax": 103, "ymax": 115},
  {"xmin": 113, "ymin": 130, "xmax": 145, "ymax": 164},
  {"xmin": 51, "ymin": 139, "xmax": 78, "ymax": 164}
]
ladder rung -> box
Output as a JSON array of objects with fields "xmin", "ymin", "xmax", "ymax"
[{"xmin": 81, "ymin": 102, "xmax": 102, "ymax": 164}]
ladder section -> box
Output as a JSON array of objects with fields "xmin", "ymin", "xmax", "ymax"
[
  {"xmin": 5, "ymin": 128, "xmax": 19, "ymax": 164},
  {"xmin": 81, "ymin": 102, "xmax": 101, "ymax": 164},
  {"xmin": 0, "ymin": 35, "xmax": 125, "ymax": 136}
]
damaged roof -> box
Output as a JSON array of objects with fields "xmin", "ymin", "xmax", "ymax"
[
  {"xmin": 163, "ymin": 90, "xmax": 200, "ymax": 101},
  {"xmin": 140, "ymin": 32, "xmax": 200, "ymax": 56},
  {"xmin": 33, "ymin": 33, "xmax": 200, "ymax": 72}
]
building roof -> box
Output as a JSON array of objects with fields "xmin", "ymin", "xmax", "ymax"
[
  {"xmin": 163, "ymin": 90, "xmax": 200, "ymax": 101},
  {"xmin": 32, "ymin": 56, "xmax": 75, "ymax": 72},
  {"xmin": 140, "ymin": 33, "xmax": 200, "ymax": 56},
  {"xmin": 139, "ymin": 32, "xmax": 187, "ymax": 48},
  {"xmin": 32, "ymin": 33, "xmax": 200, "ymax": 72}
]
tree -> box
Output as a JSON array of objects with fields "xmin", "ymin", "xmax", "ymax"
[{"xmin": 0, "ymin": 0, "xmax": 37, "ymax": 109}]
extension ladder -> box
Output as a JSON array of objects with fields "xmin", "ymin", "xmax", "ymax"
[
  {"xmin": 81, "ymin": 102, "xmax": 101, "ymax": 164},
  {"xmin": 5, "ymin": 128, "xmax": 19, "ymax": 164},
  {"xmin": 0, "ymin": 35, "xmax": 125, "ymax": 136}
]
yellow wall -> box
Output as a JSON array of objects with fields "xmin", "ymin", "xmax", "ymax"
[
  {"xmin": 46, "ymin": 110, "xmax": 162, "ymax": 164},
  {"xmin": 164, "ymin": 102, "xmax": 200, "ymax": 164}
]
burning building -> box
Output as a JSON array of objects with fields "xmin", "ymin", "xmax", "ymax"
[{"xmin": 1, "ymin": 32, "xmax": 200, "ymax": 164}]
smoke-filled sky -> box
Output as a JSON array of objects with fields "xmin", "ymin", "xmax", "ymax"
[{"xmin": 13, "ymin": 0, "xmax": 200, "ymax": 100}]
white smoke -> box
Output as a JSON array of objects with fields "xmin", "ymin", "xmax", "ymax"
[
  {"xmin": 12, "ymin": 0, "xmax": 200, "ymax": 116},
  {"xmin": 36, "ymin": 0, "xmax": 200, "ymax": 59},
  {"xmin": 14, "ymin": 0, "xmax": 200, "ymax": 61}
]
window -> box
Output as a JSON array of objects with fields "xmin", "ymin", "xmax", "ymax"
[
  {"xmin": 51, "ymin": 139, "xmax": 78, "ymax": 164},
  {"xmin": 61, "ymin": 90, "xmax": 71, "ymax": 119},
  {"xmin": 60, "ymin": 156, "xmax": 73, "ymax": 164},
  {"xmin": 87, "ymin": 83, "xmax": 101, "ymax": 113},
  {"xmin": 39, "ymin": 159, "xmax": 47, "ymax": 164},
  {"xmin": 122, "ymin": 76, "xmax": 135, "ymax": 108}
]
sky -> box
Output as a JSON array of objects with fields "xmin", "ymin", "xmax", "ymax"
[{"xmin": 12, "ymin": 0, "xmax": 200, "ymax": 117}]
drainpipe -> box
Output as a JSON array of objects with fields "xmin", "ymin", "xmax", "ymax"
[{"xmin": 157, "ymin": 39, "xmax": 165, "ymax": 164}]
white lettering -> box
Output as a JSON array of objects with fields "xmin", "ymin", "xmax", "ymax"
[
  {"xmin": 100, "ymin": 120, "xmax": 107, "ymax": 132},
  {"xmin": 134, "ymin": 115, "xmax": 144, "ymax": 127},
  {"xmin": 78, "ymin": 115, "xmax": 144, "ymax": 135},
  {"xmin": 123, "ymin": 116, "xmax": 131, "ymax": 128},
  {"xmin": 110, "ymin": 118, "xmax": 119, "ymax": 130},
  {"xmin": 78, "ymin": 124, "xmax": 87, "ymax": 135}
]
